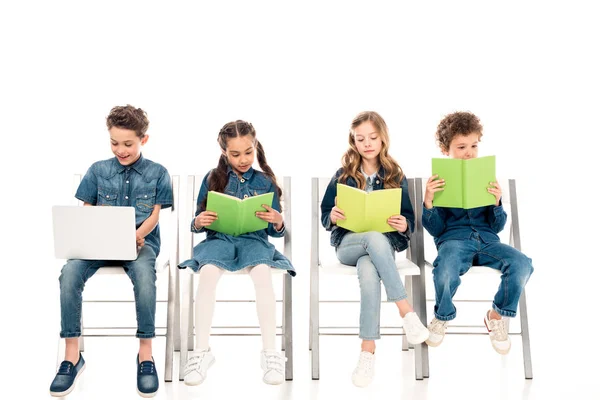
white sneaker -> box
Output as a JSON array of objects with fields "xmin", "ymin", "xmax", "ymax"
[
  {"xmin": 402, "ymin": 312, "xmax": 430, "ymax": 344},
  {"xmin": 260, "ymin": 350, "xmax": 286, "ymax": 385},
  {"xmin": 484, "ymin": 311, "xmax": 511, "ymax": 355},
  {"xmin": 183, "ymin": 349, "xmax": 215, "ymax": 386},
  {"xmin": 352, "ymin": 351, "xmax": 375, "ymax": 388},
  {"xmin": 425, "ymin": 317, "xmax": 448, "ymax": 347}
]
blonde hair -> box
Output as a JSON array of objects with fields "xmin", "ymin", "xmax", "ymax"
[{"xmin": 338, "ymin": 111, "xmax": 403, "ymax": 189}]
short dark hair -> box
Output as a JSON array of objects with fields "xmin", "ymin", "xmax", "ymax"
[
  {"xmin": 106, "ymin": 105, "xmax": 149, "ymax": 138},
  {"xmin": 435, "ymin": 111, "xmax": 483, "ymax": 152}
]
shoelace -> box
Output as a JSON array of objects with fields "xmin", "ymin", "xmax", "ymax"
[
  {"xmin": 139, "ymin": 361, "xmax": 155, "ymax": 375},
  {"xmin": 488, "ymin": 318, "xmax": 508, "ymax": 341},
  {"xmin": 264, "ymin": 353, "xmax": 285, "ymax": 372},
  {"xmin": 356, "ymin": 354, "xmax": 374, "ymax": 374},
  {"xmin": 184, "ymin": 352, "xmax": 207, "ymax": 374},
  {"xmin": 57, "ymin": 361, "xmax": 73, "ymax": 375},
  {"xmin": 429, "ymin": 319, "xmax": 447, "ymax": 334}
]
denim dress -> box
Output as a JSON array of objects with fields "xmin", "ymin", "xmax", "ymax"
[{"xmin": 179, "ymin": 167, "xmax": 295, "ymax": 276}]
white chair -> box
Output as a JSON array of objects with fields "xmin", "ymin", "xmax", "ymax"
[
  {"xmin": 309, "ymin": 177, "xmax": 430, "ymax": 380},
  {"xmin": 178, "ymin": 175, "xmax": 293, "ymax": 381},
  {"xmin": 416, "ymin": 178, "xmax": 533, "ymax": 379},
  {"xmin": 56, "ymin": 174, "xmax": 180, "ymax": 382}
]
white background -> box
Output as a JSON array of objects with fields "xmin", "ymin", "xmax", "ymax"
[{"xmin": 1, "ymin": 0, "xmax": 598, "ymax": 397}]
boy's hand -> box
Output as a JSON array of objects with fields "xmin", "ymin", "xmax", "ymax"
[
  {"xmin": 136, "ymin": 232, "xmax": 145, "ymax": 247},
  {"xmin": 424, "ymin": 175, "xmax": 445, "ymax": 209},
  {"xmin": 256, "ymin": 204, "xmax": 284, "ymax": 230},
  {"xmin": 387, "ymin": 214, "xmax": 408, "ymax": 233},
  {"xmin": 195, "ymin": 211, "xmax": 218, "ymax": 228},
  {"xmin": 487, "ymin": 181, "xmax": 502, "ymax": 206},
  {"xmin": 330, "ymin": 196, "xmax": 346, "ymax": 225}
]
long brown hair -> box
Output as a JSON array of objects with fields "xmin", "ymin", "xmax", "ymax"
[
  {"xmin": 338, "ymin": 111, "xmax": 404, "ymax": 189},
  {"xmin": 201, "ymin": 120, "xmax": 282, "ymax": 209}
]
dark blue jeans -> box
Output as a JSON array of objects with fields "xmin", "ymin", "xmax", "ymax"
[
  {"xmin": 432, "ymin": 233, "xmax": 533, "ymax": 321},
  {"xmin": 59, "ymin": 245, "xmax": 157, "ymax": 338}
]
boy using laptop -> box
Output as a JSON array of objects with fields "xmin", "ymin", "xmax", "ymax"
[{"xmin": 50, "ymin": 105, "xmax": 173, "ymax": 398}]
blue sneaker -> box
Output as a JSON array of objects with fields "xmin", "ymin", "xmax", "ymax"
[
  {"xmin": 50, "ymin": 354, "xmax": 86, "ymax": 397},
  {"xmin": 137, "ymin": 355, "xmax": 159, "ymax": 398}
]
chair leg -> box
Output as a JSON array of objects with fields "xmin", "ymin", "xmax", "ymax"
[
  {"xmin": 174, "ymin": 267, "xmax": 181, "ymax": 352},
  {"xmin": 310, "ymin": 264, "xmax": 320, "ymax": 380},
  {"xmin": 284, "ymin": 274, "xmax": 293, "ymax": 380},
  {"xmin": 164, "ymin": 263, "xmax": 176, "ymax": 382},
  {"xmin": 79, "ymin": 314, "xmax": 85, "ymax": 352},
  {"xmin": 179, "ymin": 271, "xmax": 192, "ymax": 381},
  {"xmin": 519, "ymin": 289, "xmax": 533, "ymax": 379},
  {"xmin": 412, "ymin": 273, "xmax": 429, "ymax": 379}
]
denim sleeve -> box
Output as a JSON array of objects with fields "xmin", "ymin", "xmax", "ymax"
[
  {"xmin": 422, "ymin": 205, "xmax": 447, "ymax": 238},
  {"xmin": 488, "ymin": 200, "xmax": 507, "ymax": 233},
  {"xmin": 191, "ymin": 172, "xmax": 210, "ymax": 234},
  {"xmin": 320, "ymin": 174, "xmax": 338, "ymax": 231},
  {"xmin": 155, "ymin": 168, "xmax": 173, "ymax": 209},
  {"xmin": 400, "ymin": 177, "xmax": 415, "ymax": 234},
  {"xmin": 267, "ymin": 180, "xmax": 285, "ymax": 238},
  {"xmin": 75, "ymin": 165, "xmax": 99, "ymax": 205}
]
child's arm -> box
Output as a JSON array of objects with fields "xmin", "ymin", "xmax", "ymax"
[
  {"xmin": 136, "ymin": 204, "xmax": 161, "ymax": 246},
  {"xmin": 75, "ymin": 165, "xmax": 99, "ymax": 205},
  {"xmin": 422, "ymin": 205, "xmax": 447, "ymax": 237},
  {"xmin": 400, "ymin": 176, "xmax": 415, "ymax": 234},
  {"xmin": 191, "ymin": 173, "xmax": 215, "ymax": 233},
  {"xmin": 320, "ymin": 175, "xmax": 340, "ymax": 231},
  {"xmin": 486, "ymin": 181, "xmax": 507, "ymax": 233},
  {"xmin": 261, "ymin": 181, "xmax": 285, "ymax": 238}
]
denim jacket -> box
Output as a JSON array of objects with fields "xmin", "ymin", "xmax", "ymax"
[
  {"xmin": 422, "ymin": 202, "xmax": 507, "ymax": 247},
  {"xmin": 320, "ymin": 167, "xmax": 415, "ymax": 252},
  {"xmin": 75, "ymin": 155, "xmax": 173, "ymax": 256},
  {"xmin": 190, "ymin": 166, "xmax": 285, "ymax": 239}
]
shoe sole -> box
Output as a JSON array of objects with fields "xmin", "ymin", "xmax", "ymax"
[
  {"xmin": 137, "ymin": 388, "xmax": 158, "ymax": 398},
  {"xmin": 184, "ymin": 357, "xmax": 215, "ymax": 386},
  {"xmin": 484, "ymin": 318, "xmax": 511, "ymax": 355},
  {"xmin": 49, "ymin": 363, "xmax": 86, "ymax": 397},
  {"xmin": 407, "ymin": 329, "xmax": 431, "ymax": 345}
]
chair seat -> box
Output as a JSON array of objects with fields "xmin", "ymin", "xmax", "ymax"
[{"xmin": 320, "ymin": 256, "xmax": 421, "ymax": 276}]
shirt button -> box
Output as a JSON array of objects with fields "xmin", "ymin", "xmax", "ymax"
[
  {"xmin": 243, "ymin": 194, "xmax": 248, "ymax": 199},
  {"xmin": 126, "ymin": 180, "xmax": 129, "ymax": 184},
  {"xmin": 125, "ymin": 196, "xmax": 129, "ymax": 200},
  {"xmin": 106, "ymin": 195, "xmax": 110, "ymax": 199},
  {"xmin": 376, "ymin": 180, "xmax": 380, "ymax": 184},
  {"xmin": 240, "ymin": 178, "xmax": 245, "ymax": 183}
]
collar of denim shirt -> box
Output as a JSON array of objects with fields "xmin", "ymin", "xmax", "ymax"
[
  {"xmin": 226, "ymin": 164, "xmax": 256, "ymax": 181},
  {"xmin": 112, "ymin": 153, "xmax": 147, "ymax": 175}
]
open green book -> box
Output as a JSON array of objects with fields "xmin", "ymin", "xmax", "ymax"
[
  {"xmin": 432, "ymin": 155, "xmax": 496, "ymax": 209},
  {"xmin": 336, "ymin": 184, "xmax": 402, "ymax": 233},
  {"xmin": 206, "ymin": 191, "xmax": 274, "ymax": 236}
]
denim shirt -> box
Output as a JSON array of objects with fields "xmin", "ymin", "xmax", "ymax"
[
  {"xmin": 320, "ymin": 167, "xmax": 415, "ymax": 252},
  {"xmin": 75, "ymin": 155, "xmax": 173, "ymax": 256},
  {"xmin": 190, "ymin": 167, "xmax": 285, "ymax": 239},
  {"xmin": 422, "ymin": 202, "xmax": 507, "ymax": 247}
]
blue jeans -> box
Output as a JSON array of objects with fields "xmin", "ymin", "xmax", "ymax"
[
  {"xmin": 432, "ymin": 233, "xmax": 534, "ymax": 321},
  {"xmin": 335, "ymin": 231, "xmax": 408, "ymax": 340},
  {"xmin": 59, "ymin": 245, "xmax": 158, "ymax": 339}
]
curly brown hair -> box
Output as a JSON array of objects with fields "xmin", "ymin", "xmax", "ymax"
[
  {"xmin": 435, "ymin": 111, "xmax": 483, "ymax": 152},
  {"xmin": 338, "ymin": 111, "xmax": 404, "ymax": 190},
  {"xmin": 106, "ymin": 105, "xmax": 149, "ymax": 138}
]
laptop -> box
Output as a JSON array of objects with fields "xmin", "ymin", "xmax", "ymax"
[{"xmin": 52, "ymin": 205, "xmax": 138, "ymax": 260}]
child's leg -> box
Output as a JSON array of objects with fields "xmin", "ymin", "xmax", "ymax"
[
  {"xmin": 59, "ymin": 259, "xmax": 104, "ymax": 362},
  {"xmin": 476, "ymin": 242, "xmax": 534, "ymax": 318},
  {"xmin": 248, "ymin": 264, "xmax": 277, "ymax": 350},
  {"xmin": 123, "ymin": 245, "xmax": 157, "ymax": 361},
  {"xmin": 194, "ymin": 264, "xmax": 225, "ymax": 350},
  {"xmin": 355, "ymin": 255, "xmax": 382, "ymax": 352},
  {"xmin": 432, "ymin": 239, "xmax": 477, "ymax": 321}
]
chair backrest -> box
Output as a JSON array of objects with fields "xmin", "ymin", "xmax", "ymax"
[
  {"xmin": 310, "ymin": 177, "xmax": 421, "ymax": 265},
  {"xmin": 184, "ymin": 175, "xmax": 291, "ymax": 260}
]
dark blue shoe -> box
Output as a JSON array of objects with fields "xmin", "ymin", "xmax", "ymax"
[
  {"xmin": 137, "ymin": 355, "xmax": 159, "ymax": 398},
  {"xmin": 50, "ymin": 354, "xmax": 86, "ymax": 397}
]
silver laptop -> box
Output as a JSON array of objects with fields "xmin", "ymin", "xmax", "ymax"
[{"xmin": 52, "ymin": 205, "xmax": 138, "ymax": 260}]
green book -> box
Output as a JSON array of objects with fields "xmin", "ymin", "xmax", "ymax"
[
  {"xmin": 431, "ymin": 155, "xmax": 496, "ymax": 209},
  {"xmin": 206, "ymin": 191, "xmax": 274, "ymax": 236},
  {"xmin": 336, "ymin": 183, "xmax": 402, "ymax": 233}
]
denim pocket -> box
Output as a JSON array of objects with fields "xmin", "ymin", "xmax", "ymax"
[
  {"xmin": 97, "ymin": 188, "xmax": 118, "ymax": 206},
  {"xmin": 136, "ymin": 190, "xmax": 156, "ymax": 213}
]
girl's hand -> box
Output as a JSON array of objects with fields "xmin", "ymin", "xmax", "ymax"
[
  {"xmin": 387, "ymin": 214, "xmax": 408, "ymax": 233},
  {"xmin": 256, "ymin": 204, "xmax": 284, "ymax": 230},
  {"xmin": 136, "ymin": 232, "xmax": 145, "ymax": 247},
  {"xmin": 195, "ymin": 211, "xmax": 218, "ymax": 228},
  {"xmin": 329, "ymin": 197, "xmax": 346, "ymax": 225},
  {"xmin": 424, "ymin": 174, "xmax": 445, "ymax": 209},
  {"xmin": 487, "ymin": 181, "xmax": 502, "ymax": 206}
]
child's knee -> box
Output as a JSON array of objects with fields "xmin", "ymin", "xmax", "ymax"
[{"xmin": 363, "ymin": 231, "xmax": 390, "ymax": 251}]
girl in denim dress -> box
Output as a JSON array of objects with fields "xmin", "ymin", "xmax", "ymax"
[
  {"xmin": 179, "ymin": 120, "xmax": 294, "ymax": 386},
  {"xmin": 320, "ymin": 111, "xmax": 429, "ymax": 388},
  {"xmin": 50, "ymin": 105, "xmax": 173, "ymax": 398}
]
